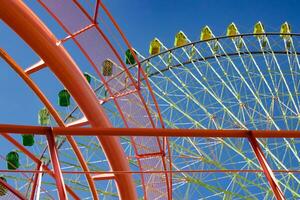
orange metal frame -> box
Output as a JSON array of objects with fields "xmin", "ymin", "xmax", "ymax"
[
  {"xmin": 0, "ymin": 1, "xmax": 136, "ymax": 199},
  {"xmin": 36, "ymin": 1, "xmax": 171, "ymax": 199},
  {"xmin": 0, "ymin": 123, "xmax": 297, "ymax": 200},
  {"xmin": 0, "ymin": 1, "xmax": 291, "ymax": 200},
  {"xmin": 0, "ymin": 176, "xmax": 27, "ymax": 200},
  {"xmin": 0, "ymin": 48, "xmax": 99, "ymax": 200},
  {"xmin": 0, "ymin": 124, "xmax": 298, "ymax": 138}
]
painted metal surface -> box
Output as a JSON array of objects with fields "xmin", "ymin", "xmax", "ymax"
[
  {"xmin": 0, "ymin": 1, "xmax": 137, "ymax": 199},
  {"xmin": 46, "ymin": 131, "xmax": 68, "ymax": 200},
  {"xmin": 0, "ymin": 123, "xmax": 298, "ymax": 199},
  {"xmin": 247, "ymin": 134, "xmax": 285, "ymax": 200}
]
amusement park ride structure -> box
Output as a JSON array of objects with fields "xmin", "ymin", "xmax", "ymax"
[{"xmin": 0, "ymin": 1, "xmax": 299, "ymax": 200}]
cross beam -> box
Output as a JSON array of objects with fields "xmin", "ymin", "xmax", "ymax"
[
  {"xmin": 0, "ymin": 123, "xmax": 294, "ymax": 200},
  {"xmin": 0, "ymin": 124, "xmax": 299, "ymax": 138}
]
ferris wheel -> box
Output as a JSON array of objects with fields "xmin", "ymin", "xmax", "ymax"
[{"xmin": 0, "ymin": 1, "xmax": 299, "ymax": 200}]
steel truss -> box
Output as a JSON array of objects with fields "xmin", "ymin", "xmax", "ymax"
[
  {"xmin": 0, "ymin": 124, "xmax": 298, "ymax": 199},
  {"xmin": 0, "ymin": 1, "xmax": 300, "ymax": 200}
]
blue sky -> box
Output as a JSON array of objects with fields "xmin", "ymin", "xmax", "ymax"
[
  {"xmin": 0, "ymin": 1, "xmax": 299, "ymax": 198},
  {"xmin": 0, "ymin": 0, "xmax": 299, "ymax": 125},
  {"xmin": 105, "ymin": 0, "xmax": 300, "ymax": 55}
]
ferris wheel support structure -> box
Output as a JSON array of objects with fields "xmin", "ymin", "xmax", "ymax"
[
  {"xmin": 0, "ymin": 0, "xmax": 296, "ymax": 199},
  {"xmin": 0, "ymin": 1, "xmax": 137, "ymax": 199}
]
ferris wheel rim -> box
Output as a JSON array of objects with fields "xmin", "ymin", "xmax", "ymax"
[
  {"xmin": 1, "ymin": 1, "xmax": 300, "ymax": 199},
  {"xmin": 131, "ymin": 32, "xmax": 300, "ymax": 67}
]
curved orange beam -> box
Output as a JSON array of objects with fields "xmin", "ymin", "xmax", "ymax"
[
  {"xmin": 69, "ymin": 3, "xmax": 169, "ymax": 198},
  {"xmin": 0, "ymin": 1, "xmax": 137, "ymax": 200},
  {"xmin": 0, "ymin": 133, "xmax": 80, "ymax": 200},
  {"xmin": 94, "ymin": 3, "xmax": 171, "ymax": 198},
  {"xmin": 0, "ymin": 48, "xmax": 99, "ymax": 200}
]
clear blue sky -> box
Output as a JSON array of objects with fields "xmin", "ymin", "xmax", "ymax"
[
  {"xmin": 105, "ymin": 0, "xmax": 300, "ymax": 55},
  {"xmin": 0, "ymin": 1, "xmax": 299, "ymax": 198},
  {"xmin": 0, "ymin": 0, "xmax": 299, "ymax": 125}
]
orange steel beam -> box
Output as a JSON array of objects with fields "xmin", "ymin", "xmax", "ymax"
[
  {"xmin": 93, "ymin": 0, "xmax": 101, "ymax": 23},
  {"xmin": 1, "ymin": 123, "xmax": 294, "ymax": 199},
  {"xmin": 1, "ymin": 169, "xmax": 300, "ymax": 174},
  {"xmin": 46, "ymin": 131, "xmax": 68, "ymax": 200},
  {"xmin": 0, "ymin": 1, "xmax": 137, "ymax": 200},
  {"xmin": 92, "ymin": 173, "xmax": 115, "ymax": 181},
  {"xmin": 0, "ymin": 48, "xmax": 63, "ymax": 125},
  {"xmin": 24, "ymin": 59, "xmax": 46, "ymax": 75},
  {"xmin": 24, "ymin": 0, "xmax": 166, "ymax": 198},
  {"xmin": 58, "ymin": 24, "xmax": 95, "ymax": 45},
  {"xmin": 0, "ymin": 124, "xmax": 50, "ymax": 135},
  {"xmin": 0, "ymin": 48, "xmax": 99, "ymax": 200},
  {"xmin": 0, "ymin": 124, "xmax": 300, "ymax": 138},
  {"xmin": 66, "ymin": 117, "xmax": 89, "ymax": 127},
  {"xmin": 0, "ymin": 133, "xmax": 80, "ymax": 200},
  {"xmin": 0, "ymin": 178, "xmax": 27, "ymax": 200},
  {"xmin": 30, "ymin": 162, "xmax": 43, "ymax": 200},
  {"xmin": 247, "ymin": 134, "xmax": 285, "ymax": 200},
  {"xmin": 37, "ymin": 1, "xmax": 163, "ymax": 198},
  {"xmin": 53, "ymin": 127, "xmax": 300, "ymax": 138}
]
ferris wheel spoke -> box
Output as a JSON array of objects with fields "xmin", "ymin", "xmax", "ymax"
[
  {"xmin": 165, "ymin": 124, "xmax": 267, "ymax": 197},
  {"xmin": 257, "ymin": 39, "xmax": 292, "ymax": 130},
  {"xmin": 174, "ymin": 138, "xmax": 264, "ymax": 196},
  {"xmin": 289, "ymin": 39, "xmax": 300, "ymax": 112},
  {"xmin": 152, "ymin": 86, "xmax": 206, "ymax": 128},
  {"xmin": 161, "ymin": 44, "xmax": 247, "ymax": 129},
  {"xmin": 253, "ymin": 36, "xmax": 300, "ymax": 183},
  {"xmin": 210, "ymin": 37, "xmax": 280, "ymax": 130},
  {"xmin": 193, "ymin": 39, "xmax": 261, "ymax": 129},
  {"xmin": 230, "ymin": 38, "xmax": 271, "ymax": 129},
  {"xmin": 136, "ymin": 52, "xmax": 209, "ymax": 128},
  {"xmin": 265, "ymin": 36, "xmax": 299, "ymax": 116},
  {"xmin": 285, "ymin": 41, "xmax": 300, "ymax": 113},
  {"xmin": 3, "ymin": 1, "xmax": 300, "ymax": 197},
  {"xmin": 157, "ymin": 53, "xmax": 216, "ymax": 127}
]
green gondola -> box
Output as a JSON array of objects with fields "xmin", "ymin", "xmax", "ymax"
[
  {"xmin": 58, "ymin": 89, "xmax": 70, "ymax": 107},
  {"xmin": 6, "ymin": 151, "xmax": 20, "ymax": 170},
  {"xmin": 125, "ymin": 49, "xmax": 136, "ymax": 65},
  {"xmin": 84, "ymin": 72, "xmax": 92, "ymax": 83},
  {"xmin": 22, "ymin": 134, "xmax": 34, "ymax": 146}
]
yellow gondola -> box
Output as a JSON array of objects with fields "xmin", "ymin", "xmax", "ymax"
[
  {"xmin": 200, "ymin": 26, "xmax": 213, "ymax": 41},
  {"xmin": 280, "ymin": 22, "xmax": 291, "ymax": 39},
  {"xmin": 149, "ymin": 38, "xmax": 161, "ymax": 55},
  {"xmin": 227, "ymin": 23, "xmax": 238, "ymax": 38},
  {"xmin": 253, "ymin": 21, "xmax": 265, "ymax": 37},
  {"xmin": 174, "ymin": 31, "xmax": 187, "ymax": 47}
]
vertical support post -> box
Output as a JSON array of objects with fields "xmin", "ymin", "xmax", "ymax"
[
  {"xmin": 30, "ymin": 162, "xmax": 43, "ymax": 200},
  {"xmin": 46, "ymin": 131, "xmax": 68, "ymax": 200},
  {"xmin": 93, "ymin": 0, "xmax": 100, "ymax": 23},
  {"xmin": 247, "ymin": 132, "xmax": 285, "ymax": 200}
]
